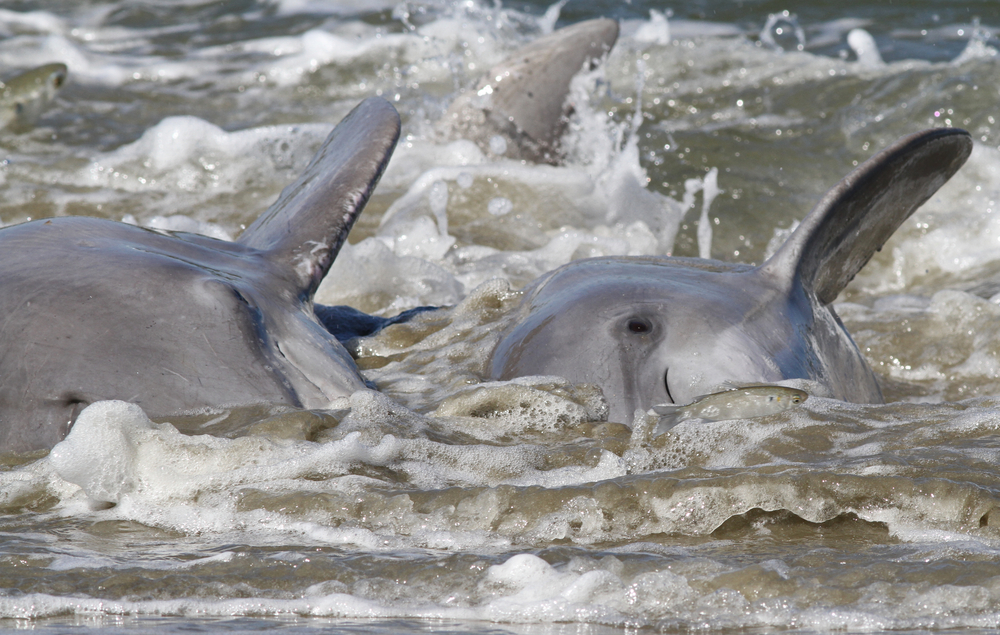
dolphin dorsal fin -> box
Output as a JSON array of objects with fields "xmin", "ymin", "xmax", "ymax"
[
  {"xmin": 762, "ymin": 128, "xmax": 972, "ymax": 304},
  {"xmin": 238, "ymin": 97, "xmax": 401, "ymax": 296},
  {"xmin": 485, "ymin": 18, "xmax": 619, "ymax": 149},
  {"xmin": 440, "ymin": 18, "xmax": 618, "ymax": 164}
]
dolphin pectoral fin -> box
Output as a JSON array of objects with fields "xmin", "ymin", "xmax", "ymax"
[
  {"xmin": 237, "ymin": 97, "xmax": 401, "ymax": 296},
  {"xmin": 762, "ymin": 128, "xmax": 972, "ymax": 304},
  {"xmin": 272, "ymin": 312, "xmax": 371, "ymax": 407},
  {"xmin": 314, "ymin": 304, "xmax": 439, "ymax": 343}
]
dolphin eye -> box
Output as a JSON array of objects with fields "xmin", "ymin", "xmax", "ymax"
[{"xmin": 626, "ymin": 317, "xmax": 652, "ymax": 334}]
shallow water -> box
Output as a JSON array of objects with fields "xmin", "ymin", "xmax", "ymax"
[{"xmin": 3, "ymin": 0, "xmax": 1000, "ymax": 633}]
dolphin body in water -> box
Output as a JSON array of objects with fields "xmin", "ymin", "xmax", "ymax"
[
  {"xmin": 0, "ymin": 20, "xmax": 623, "ymax": 453},
  {"xmin": 0, "ymin": 97, "xmax": 400, "ymax": 453},
  {"xmin": 0, "ymin": 26, "xmax": 973, "ymax": 449},
  {"xmin": 367, "ymin": 19, "xmax": 973, "ymax": 423},
  {"xmin": 489, "ymin": 128, "xmax": 973, "ymax": 424}
]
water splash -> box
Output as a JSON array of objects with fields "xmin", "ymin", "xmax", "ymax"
[
  {"xmin": 760, "ymin": 11, "xmax": 805, "ymax": 51},
  {"xmin": 847, "ymin": 28, "xmax": 884, "ymax": 67}
]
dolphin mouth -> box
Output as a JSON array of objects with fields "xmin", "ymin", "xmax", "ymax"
[{"xmin": 664, "ymin": 368, "xmax": 675, "ymax": 404}]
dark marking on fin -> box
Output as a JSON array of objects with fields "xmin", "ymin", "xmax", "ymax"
[{"xmin": 238, "ymin": 97, "xmax": 401, "ymax": 297}]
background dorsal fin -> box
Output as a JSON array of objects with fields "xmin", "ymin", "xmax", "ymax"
[
  {"xmin": 439, "ymin": 18, "xmax": 618, "ymax": 164},
  {"xmin": 484, "ymin": 18, "xmax": 619, "ymax": 149},
  {"xmin": 238, "ymin": 97, "xmax": 400, "ymax": 296},
  {"xmin": 762, "ymin": 128, "xmax": 972, "ymax": 304}
]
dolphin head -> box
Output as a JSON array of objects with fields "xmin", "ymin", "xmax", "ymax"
[
  {"xmin": 490, "ymin": 256, "xmax": 870, "ymax": 423},
  {"xmin": 490, "ymin": 128, "xmax": 973, "ymax": 424}
]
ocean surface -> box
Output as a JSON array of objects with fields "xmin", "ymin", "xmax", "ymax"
[{"xmin": 3, "ymin": 0, "xmax": 1000, "ymax": 633}]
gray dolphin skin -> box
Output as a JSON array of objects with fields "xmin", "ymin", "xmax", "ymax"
[
  {"xmin": 0, "ymin": 97, "xmax": 400, "ymax": 453},
  {"xmin": 490, "ymin": 128, "xmax": 973, "ymax": 424},
  {"xmin": 441, "ymin": 18, "xmax": 619, "ymax": 164}
]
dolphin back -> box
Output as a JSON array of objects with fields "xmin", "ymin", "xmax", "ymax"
[
  {"xmin": 763, "ymin": 128, "xmax": 973, "ymax": 304},
  {"xmin": 237, "ymin": 97, "xmax": 401, "ymax": 296}
]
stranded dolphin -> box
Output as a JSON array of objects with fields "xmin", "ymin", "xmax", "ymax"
[
  {"xmin": 490, "ymin": 128, "xmax": 973, "ymax": 424},
  {"xmin": 0, "ymin": 97, "xmax": 400, "ymax": 453}
]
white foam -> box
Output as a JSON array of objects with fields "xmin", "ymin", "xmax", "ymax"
[
  {"xmin": 633, "ymin": 10, "xmax": 671, "ymax": 46},
  {"xmin": 487, "ymin": 196, "xmax": 512, "ymax": 216},
  {"xmin": 537, "ymin": 0, "xmax": 568, "ymax": 35},
  {"xmin": 847, "ymin": 28, "xmax": 885, "ymax": 67},
  {"xmin": 273, "ymin": 0, "xmax": 398, "ymax": 17},
  {"xmin": 621, "ymin": 16, "xmax": 741, "ymax": 42},
  {"xmin": 952, "ymin": 23, "xmax": 1000, "ymax": 64},
  {"xmin": 0, "ymin": 8, "xmax": 66, "ymax": 36},
  {"xmin": 47, "ymin": 550, "xmax": 234, "ymax": 573},
  {"xmin": 807, "ymin": 18, "xmax": 873, "ymax": 49},
  {"xmin": 36, "ymin": 395, "xmax": 625, "ymax": 537},
  {"xmin": 234, "ymin": 29, "xmax": 420, "ymax": 87},
  {"xmin": 88, "ymin": 117, "xmax": 329, "ymax": 184},
  {"xmin": 315, "ymin": 233, "xmax": 463, "ymax": 311},
  {"xmin": 367, "ymin": 108, "xmax": 697, "ymax": 294},
  {"xmin": 0, "ymin": 32, "xmax": 201, "ymax": 85},
  {"xmin": 760, "ymin": 11, "xmax": 806, "ymax": 51},
  {"xmin": 0, "ymin": 455, "xmax": 76, "ymax": 511},
  {"xmin": 488, "ymin": 135, "xmax": 508, "ymax": 156},
  {"xmin": 49, "ymin": 401, "xmax": 156, "ymax": 503}
]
